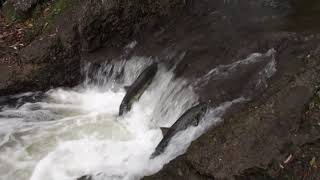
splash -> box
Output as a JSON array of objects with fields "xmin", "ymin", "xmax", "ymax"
[
  {"xmin": 0, "ymin": 49, "xmax": 276, "ymax": 180},
  {"xmin": 0, "ymin": 57, "xmax": 199, "ymax": 180}
]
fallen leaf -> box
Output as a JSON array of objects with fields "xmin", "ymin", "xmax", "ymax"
[
  {"xmin": 279, "ymin": 163, "xmax": 284, "ymax": 169},
  {"xmin": 25, "ymin": 20, "xmax": 34, "ymax": 28},
  {"xmin": 43, "ymin": 7, "xmax": 51, "ymax": 16},
  {"xmin": 284, "ymin": 154, "xmax": 293, "ymax": 164},
  {"xmin": 49, "ymin": 33, "xmax": 56, "ymax": 37},
  {"xmin": 310, "ymin": 157, "xmax": 317, "ymax": 168},
  {"xmin": 44, "ymin": 22, "xmax": 49, "ymax": 29}
]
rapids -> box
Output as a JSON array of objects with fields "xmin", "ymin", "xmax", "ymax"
[{"xmin": 0, "ymin": 49, "xmax": 276, "ymax": 180}]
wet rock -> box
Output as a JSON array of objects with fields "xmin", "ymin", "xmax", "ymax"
[
  {"xmin": 142, "ymin": 0, "xmax": 320, "ymax": 178},
  {"xmin": 144, "ymin": 156, "xmax": 213, "ymax": 180},
  {"xmin": 147, "ymin": 79, "xmax": 320, "ymax": 180},
  {"xmin": 187, "ymin": 86, "xmax": 312, "ymax": 179},
  {"xmin": 145, "ymin": 33, "xmax": 320, "ymax": 179},
  {"xmin": 78, "ymin": 0, "xmax": 185, "ymax": 52},
  {"xmin": 77, "ymin": 175, "xmax": 92, "ymax": 180}
]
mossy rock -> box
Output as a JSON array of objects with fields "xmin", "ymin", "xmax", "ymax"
[
  {"xmin": 2, "ymin": 2, "xmax": 20, "ymax": 23},
  {"xmin": 2, "ymin": 0, "xmax": 41, "ymax": 22},
  {"xmin": 43, "ymin": 0, "xmax": 79, "ymax": 29},
  {"xmin": 2, "ymin": 0, "xmax": 78, "ymax": 24},
  {"xmin": 308, "ymin": 87, "xmax": 320, "ymax": 110},
  {"xmin": 5, "ymin": 0, "xmax": 80, "ymax": 43}
]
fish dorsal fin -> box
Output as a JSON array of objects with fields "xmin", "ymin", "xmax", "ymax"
[
  {"xmin": 160, "ymin": 127, "xmax": 170, "ymax": 135},
  {"xmin": 124, "ymin": 86, "xmax": 130, "ymax": 91}
]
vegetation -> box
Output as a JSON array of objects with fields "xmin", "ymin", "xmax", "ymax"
[
  {"xmin": 2, "ymin": 2, "xmax": 18, "ymax": 22},
  {"xmin": 3, "ymin": 0, "xmax": 78, "ymax": 42},
  {"xmin": 309, "ymin": 87, "xmax": 320, "ymax": 110}
]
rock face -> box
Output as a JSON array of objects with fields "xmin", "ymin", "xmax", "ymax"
[
  {"xmin": 0, "ymin": 0, "xmax": 185, "ymax": 94},
  {"xmin": 77, "ymin": 0, "xmax": 184, "ymax": 52},
  {"xmin": 144, "ymin": 35, "xmax": 320, "ymax": 179},
  {"xmin": 142, "ymin": 0, "xmax": 320, "ymax": 179}
]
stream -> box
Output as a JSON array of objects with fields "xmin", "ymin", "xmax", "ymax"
[{"xmin": 0, "ymin": 48, "xmax": 276, "ymax": 180}]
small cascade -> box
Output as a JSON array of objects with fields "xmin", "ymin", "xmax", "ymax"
[{"xmin": 0, "ymin": 48, "xmax": 276, "ymax": 180}]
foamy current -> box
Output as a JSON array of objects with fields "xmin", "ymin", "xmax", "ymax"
[{"xmin": 0, "ymin": 49, "xmax": 276, "ymax": 180}]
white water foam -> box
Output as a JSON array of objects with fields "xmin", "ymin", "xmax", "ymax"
[
  {"xmin": 0, "ymin": 57, "xmax": 199, "ymax": 180},
  {"xmin": 0, "ymin": 49, "xmax": 276, "ymax": 180}
]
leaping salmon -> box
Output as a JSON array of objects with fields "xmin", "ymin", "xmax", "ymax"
[
  {"xmin": 150, "ymin": 102, "xmax": 209, "ymax": 158},
  {"xmin": 119, "ymin": 63, "xmax": 158, "ymax": 116}
]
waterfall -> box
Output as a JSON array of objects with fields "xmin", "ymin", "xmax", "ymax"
[{"xmin": 0, "ymin": 48, "xmax": 276, "ymax": 180}]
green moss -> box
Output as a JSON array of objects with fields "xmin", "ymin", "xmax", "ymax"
[
  {"xmin": 2, "ymin": 2, "xmax": 18, "ymax": 23},
  {"xmin": 2, "ymin": 1, "xmax": 38, "ymax": 23},
  {"xmin": 46, "ymin": 0, "xmax": 78, "ymax": 23},
  {"xmin": 309, "ymin": 88, "xmax": 320, "ymax": 110},
  {"xmin": 23, "ymin": 0, "xmax": 79, "ymax": 42},
  {"xmin": 52, "ymin": 0, "xmax": 71, "ymax": 16},
  {"xmin": 11, "ymin": 0, "xmax": 76, "ymax": 24}
]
